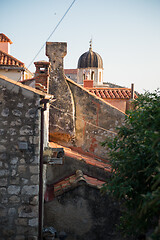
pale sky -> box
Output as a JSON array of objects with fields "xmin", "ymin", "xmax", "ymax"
[{"xmin": 1, "ymin": 0, "xmax": 160, "ymax": 93}]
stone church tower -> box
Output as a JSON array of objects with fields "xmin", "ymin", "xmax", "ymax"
[{"xmin": 77, "ymin": 40, "xmax": 103, "ymax": 87}]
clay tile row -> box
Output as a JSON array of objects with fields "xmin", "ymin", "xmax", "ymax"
[{"xmin": 89, "ymin": 88, "xmax": 137, "ymax": 100}]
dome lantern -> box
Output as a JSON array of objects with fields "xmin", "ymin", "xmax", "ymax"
[{"xmin": 77, "ymin": 41, "xmax": 104, "ymax": 86}]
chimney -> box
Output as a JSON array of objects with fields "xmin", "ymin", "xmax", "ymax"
[
  {"xmin": 34, "ymin": 61, "xmax": 50, "ymax": 93},
  {"xmin": 0, "ymin": 33, "xmax": 12, "ymax": 54},
  {"xmin": 83, "ymin": 77, "xmax": 93, "ymax": 88},
  {"xmin": 131, "ymin": 83, "xmax": 134, "ymax": 100}
]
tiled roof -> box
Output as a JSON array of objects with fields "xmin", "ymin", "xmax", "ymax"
[
  {"xmin": 35, "ymin": 83, "xmax": 47, "ymax": 93},
  {"xmin": 64, "ymin": 69, "xmax": 77, "ymax": 74},
  {"xmin": 0, "ymin": 50, "xmax": 24, "ymax": 67},
  {"xmin": 44, "ymin": 170, "xmax": 105, "ymax": 201},
  {"xmin": 49, "ymin": 142, "xmax": 111, "ymax": 172},
  {"xmin": 0, "ymin": 33, "xmax": 12, "ymax": 44},
  {"xmin": 88, "ymin": 88, "xmax": 138, "ymax": 100}
]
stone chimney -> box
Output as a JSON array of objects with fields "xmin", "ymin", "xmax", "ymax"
[
  {"xmin": 83, "ymin": 76, "xmax": 93, "ymax": 88},
  {"xmin": 34, "ymin": 61, "xmax": 50, "ymax": 93},
  {"xmin": 46, "ymin": 42, "xmax": 75, "ymax": 144},
  {"xmin": 131, "ymin": 83, "xmax": 134, "ymax": 100},
  {"xmin": 0, "ymin": 33, "xmax": 12, "ymax": 54}
]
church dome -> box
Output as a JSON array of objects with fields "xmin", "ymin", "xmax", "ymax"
[{"xmin": 77, "ymin": 43, "xmax": 103, "ymax": 69}]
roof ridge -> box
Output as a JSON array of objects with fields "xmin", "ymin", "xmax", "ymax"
[
  {"xmin": 0, "ymin": 33, "xmax": 12, "ymax": 44},
  {"xmin": 0, "ymin": 49, "xmax": 24, "ymax": 67}
]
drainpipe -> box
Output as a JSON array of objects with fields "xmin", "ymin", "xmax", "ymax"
[{"xmin": 39, "ymin": 98, "xmax": 49, "ymax": 239}]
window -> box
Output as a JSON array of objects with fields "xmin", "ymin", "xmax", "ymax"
[
  {"xmin": 91, "ymin": 71, "xmax": 94, "ymax": 80},
  {"xmin": 99, "ymin": 71, "xmax": 101, "ymax": 83}
]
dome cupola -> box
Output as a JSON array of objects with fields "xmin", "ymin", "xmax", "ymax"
[
  {"xmin": 77, "ymin": 41, "xmax": 103, "ymax": 69},
  {"xmin": 77, "ymin": 40, "xmax": 104, "ymax": 87}
]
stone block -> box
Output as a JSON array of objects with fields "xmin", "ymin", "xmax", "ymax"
[
  {"xmin": 11, "ymin": 157, "xmax": 19, "ymax": 165},
  {"xmin": 10, "ymin": 176, "xmax": 20, "ymax": 184},
  {"xmin": 29, "ymin": 196, "xmax": 38, "ymax": 205},
  {"xmin": 15, "ymin": 217, "xmax": 27, "ymax": 226},
  {"xmin": 7, "ymin": 128, "xmax": 17, "ymax": 135},
  {"xmin": 0, "ymin": 129, "xmax": 5, "ymax": 136},
  {"xmin": 17, "ymin": 102, "xmax": 24, "ymax": 108},
  {"xmin": 29, "ymin": 166, "xmax": 39, "ymax": 174},
  {"xmin": 0, "ymin": 145, "xmax": 6, "ymax": 153},
  {"xmin": 0, "ymin": 178, "xmax": 7, "ymax": 186},
  {"xmin": 8, "ymin": 185, "xmax": 20, "ymax": 194},
  {"xmin": 12, "ymin": 109, "xmax": 22, "ymax": 116},
  {"xmin": 8, "ymin": 207, "xmax": 17, "ymax": 216},
  {"xmin": 9, "ymin": 195, "xmax": 20, "ymax": 203},
  {"xmin": 22, "ymin": 178, "xmax": 29, "ymax": 184},
  {"xmin": 18, "ymin": 165, "xmax": 27, "ymax": 174},
  {"xmin": 25, "ymin": 108, "xmax": 36, "ymax": 118},
  {"xmin": 28, "ymin": 218, "xmax": 38, "ymax": 227},
  {"xmin": 20, "ymin": 158, "xmax": 25, "ymax": 164},
  {"xmin": 21, "ymin": 185, "xmax": 39, "ymax": 195},
  {"xmin": 31, "ymin": 175, "xmax": 38, "ymax": 184},
  {"xmin": 1, "ymin": 108, "xmax": 9, "ymax": 117},
  {"xmin": 0, "ymin": 169, "xmax": 9, "ymax": 177},
  {"xmin": 0, "ymin": 153, "xmax": 7, "ymax": 160},
  {"xmin": 20, "ymin": 126, "xmax": 33, "ymax": 135},
  {"xmin": 18, "ymin": 205, "xmax": 38, "ymax": 218},
  {"xmin": 0, "ymin": 206, "xmax": 7, "ymax": 217}
]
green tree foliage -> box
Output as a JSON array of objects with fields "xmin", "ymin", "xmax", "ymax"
[{"xmin": 102, "ymin": 90, "xmax": 160, "ymax": 239}]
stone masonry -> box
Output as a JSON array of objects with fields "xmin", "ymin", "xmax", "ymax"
[
  {"xmin": 46, "ymin": 42, "xmax": 75, "ymax": 143},
  {"xmin": 0, "ymin": 75, "xmax": 49, "ymax": 240}
]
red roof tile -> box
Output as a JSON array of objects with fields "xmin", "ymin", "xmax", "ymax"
[
  {"xmin": 49, "ymin": 142, "xmax": 111, "ymax": 172},
  {"xmin": 87, "ymin": 88, "xmax": 138, "ymax": 100},
  {"xmin": 0, "ymin": 50, "xmax": 24, "ymax": 67},
  {"xmin": 64, "ymin": 69, "xmax": 77, "ymax": 74},
  {"xmin": 0, "ymin": 33, "xmax": 12, "ymax": 44},
  {"xmin": 44, "ymin": 170, "xmax": 105, "ymax": 201}
]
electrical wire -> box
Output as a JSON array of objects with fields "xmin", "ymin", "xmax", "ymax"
[
  {"xmin": 27, "ymin": 0, "xmax": 77, "ymax": 70},
  {"xmin": 50, "ymin": 103, "xmax": 118, "ymax": 135},
  {"xmin": 9, "ymin": 0, "xmax": 77, "ymax": 91}
]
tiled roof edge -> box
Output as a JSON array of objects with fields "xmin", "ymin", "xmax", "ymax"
[
  {"xmin": 66, "ymin": 76, "xmax": 126, "ymax": 115},
  {"xmin": 0, "ymin": 49, "xmax": 24, "ymax": 66}
]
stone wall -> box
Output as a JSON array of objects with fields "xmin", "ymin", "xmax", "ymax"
[
  {"xmin": 44, "ymin": 184, "xmax": 123, "ymax": 240},
  {"xmin": 66, "ymin": 78, "xmax": 125, "ymax": 159},
  {"xmin": 0, "ymin": 76, "xmax": 43, "ymax": 239}
]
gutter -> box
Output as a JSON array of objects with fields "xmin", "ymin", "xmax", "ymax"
[{"xmin": 38, "ymin": 98, "xmax": 49, "ymax": 239}]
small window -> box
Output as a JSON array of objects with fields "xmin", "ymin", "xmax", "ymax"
[
  {"xmin": 40, "ymin": 67, "xmax": 45, "ymax": 73},
  {"xmin": 91, "ymin": 71, "xmax": 94, "ymax": 80}
]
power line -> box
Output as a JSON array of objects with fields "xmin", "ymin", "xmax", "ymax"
[
  {"xmin": 50, "ymin": 104, "xmax": 117, "ymax": 135},
  {"xmin": 10, "ymin": 0, "xmax": 77, "ymax": 91},
  {"xmin": 27, "ymin": 0, "xmax": 77, "ymax": 70}
]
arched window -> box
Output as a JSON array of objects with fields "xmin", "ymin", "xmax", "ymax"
[{"xmin": 91, "ymin": 71, "xmax": 94, "ymax": 80}]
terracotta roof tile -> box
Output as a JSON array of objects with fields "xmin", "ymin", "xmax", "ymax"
[
  {"xmin": 44, "ymin": 170, "xmax": 105, "ymax": 201},
  {"xmin": 87, "ymin": 88, "xmax": 138, "ymax": 100},
  {"xmin": 64, "ymin": 69, "xmax": 77, "ymax": 74},
  {"xmin": 49, "ymin": 142, "xmax": 111, "ymax": 173},
  {"xmin": 0, "ymin": 33, "xmax": 12, "ymax": 44},
  {"xmin": 0, "ymin": 50, "xmax": 24, "ymax": 67}
]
